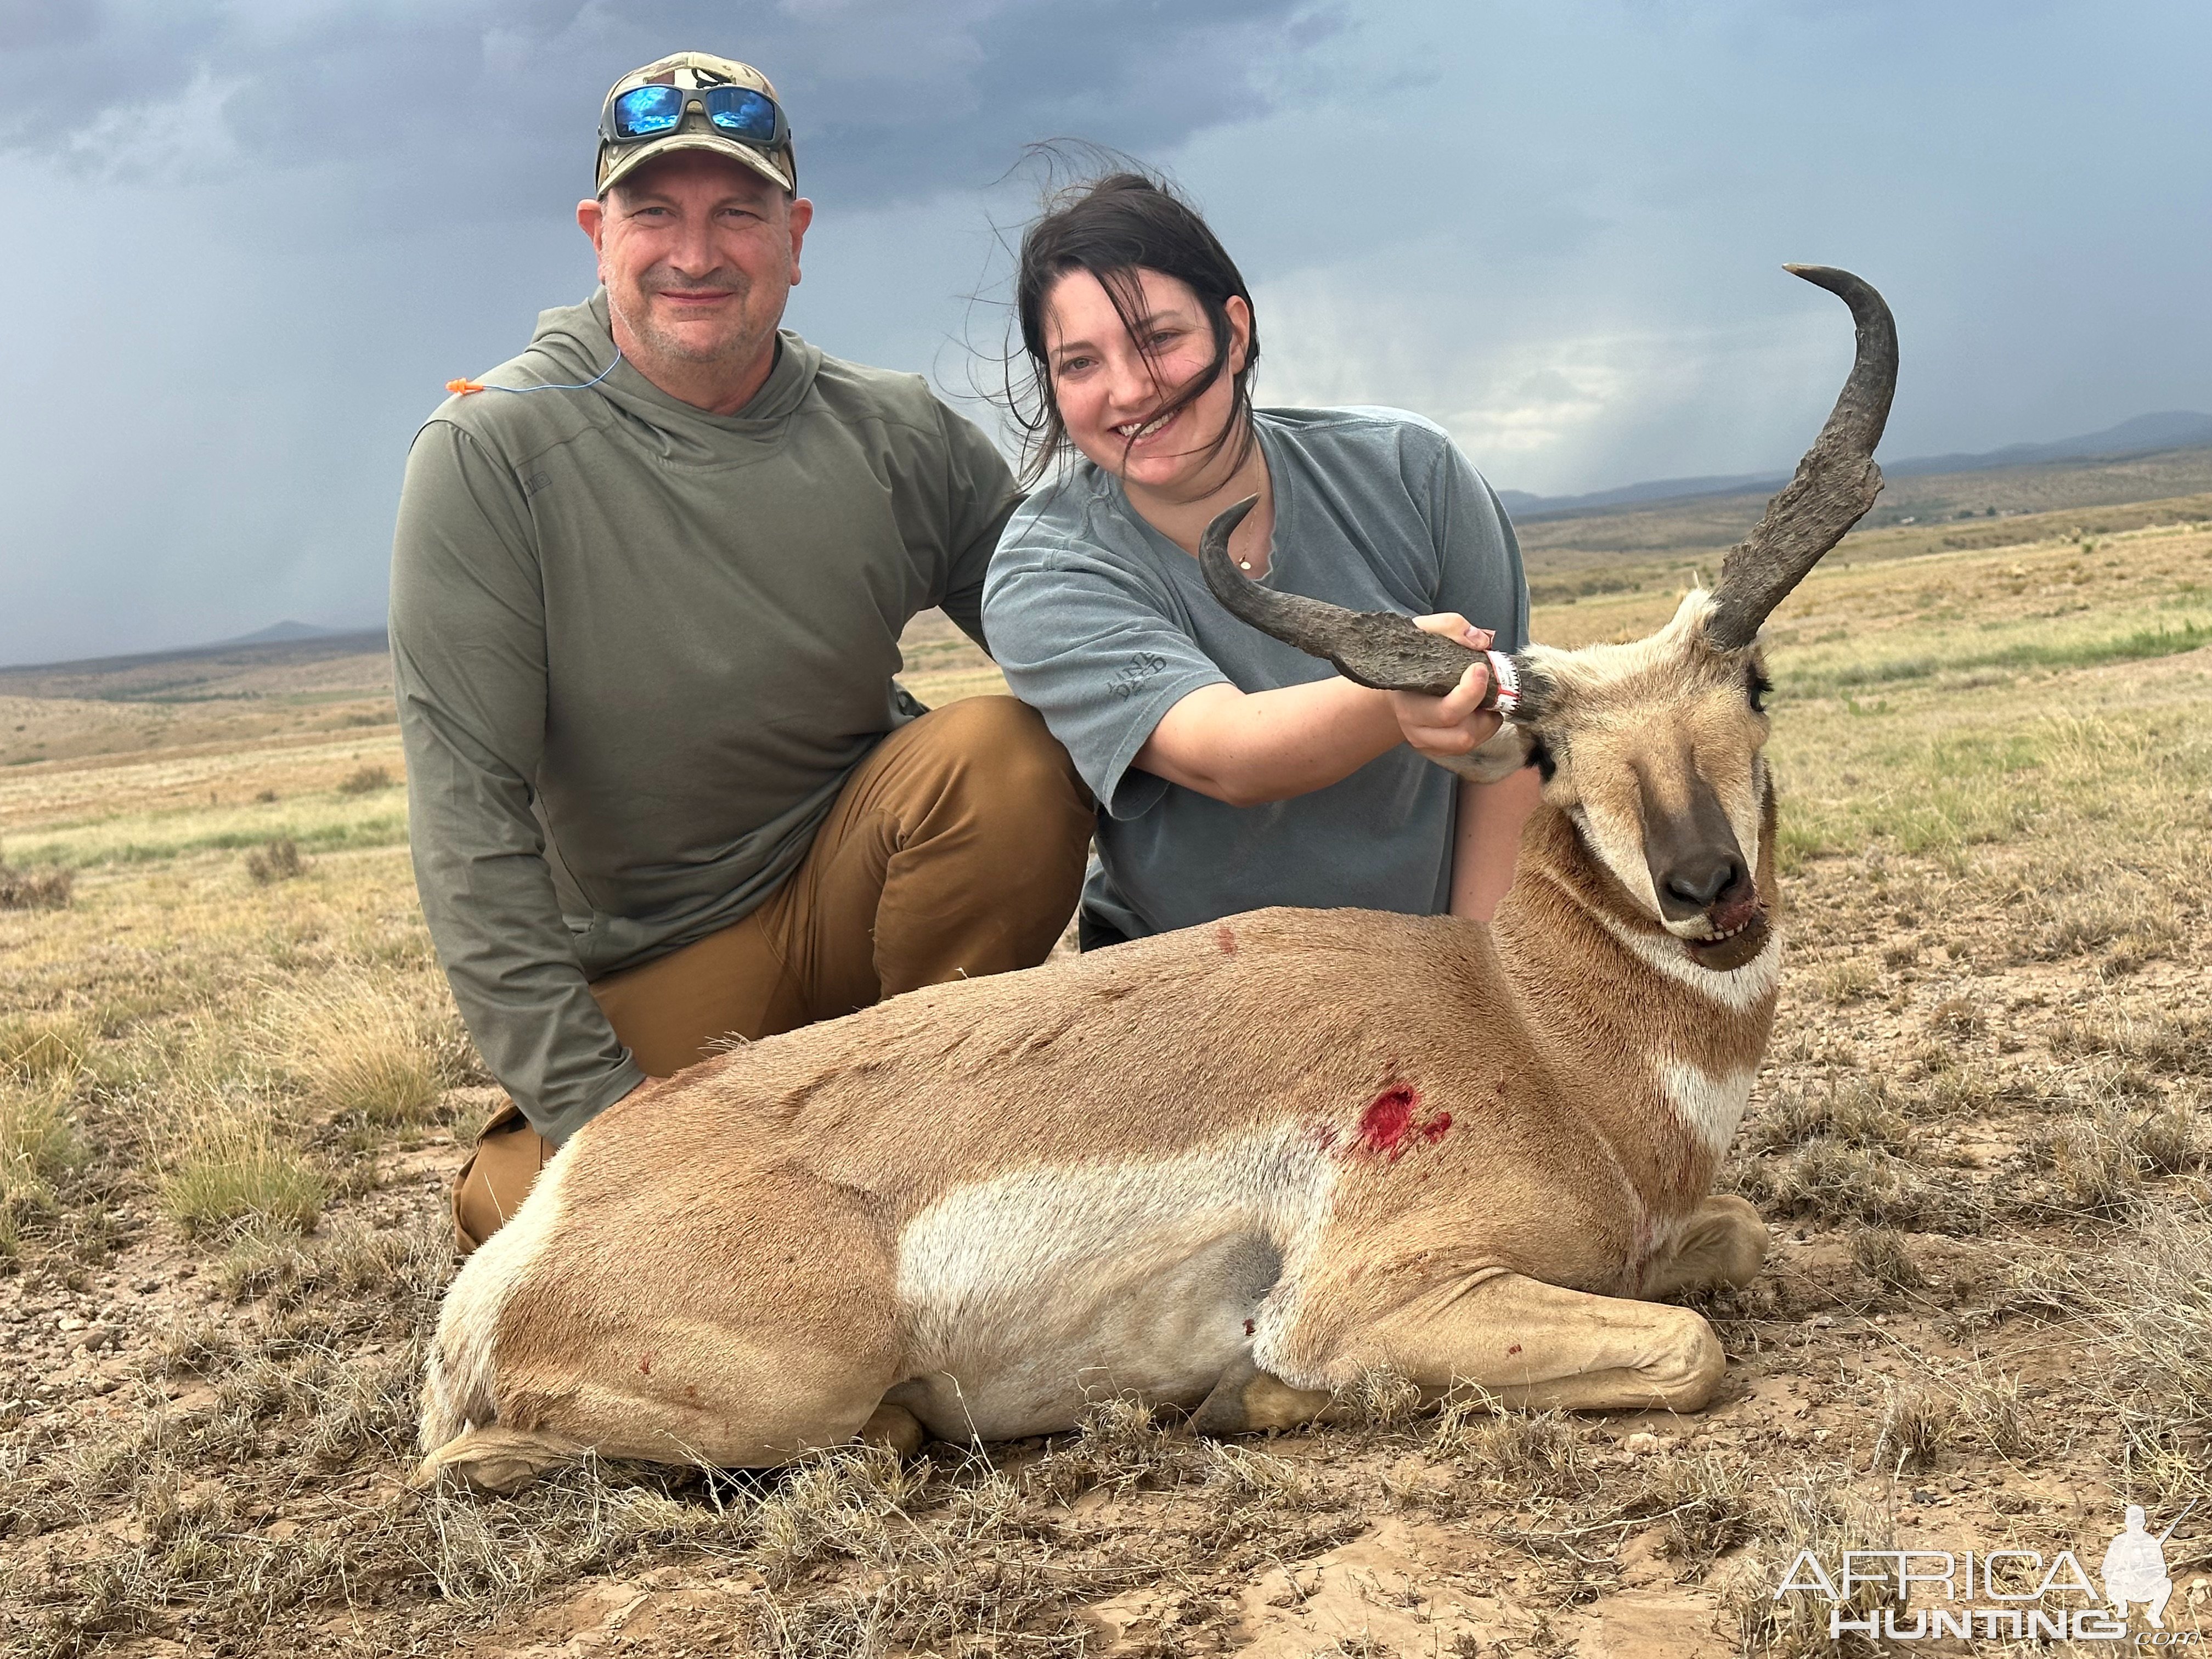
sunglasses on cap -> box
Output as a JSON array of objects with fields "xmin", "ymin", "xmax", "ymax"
[{"xmin": 601, "ymin": 82, "xmax": 789, "ymax": 150}]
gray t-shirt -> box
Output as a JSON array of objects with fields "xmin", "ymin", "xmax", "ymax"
[{"xmin": 983, "ymin": 407, "xmax": 1528, "ymax": 940}]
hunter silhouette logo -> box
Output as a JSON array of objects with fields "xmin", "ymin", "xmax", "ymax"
[
  {"xmin": 1774, "ymin": 1500, "xmax": 2202, "ymax": 1642},
  {"xmin": 2103, "ymin": 1502, "xmax": 2194, "ymax": 1629}
]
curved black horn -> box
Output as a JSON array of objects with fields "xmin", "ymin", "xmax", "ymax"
[
  {"xmin": 1705, "ymin": 266, "xmax": 1899, "ymax": 651},
  {"xmin": 1197, "ymin": 498, "xmax": 1530, "ymax": 709}
]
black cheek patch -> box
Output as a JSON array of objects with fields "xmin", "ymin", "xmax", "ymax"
[{"xmin": 1526, "ymin": 738, "xmax": 1559, "ymax": 782}]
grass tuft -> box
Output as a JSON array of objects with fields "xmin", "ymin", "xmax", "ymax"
[
  {"xmin": 2053, "ymin": 1003, "xmax": 2212, "ymax": 1075},
  {"xmin": 336, "ymin": 763, "xmax": 393, "ymax": 795},
  {"xmin": 243, "ymin": 836, "xmax": 307, "ymax": 884},
  {"xmin": 2012, "ymin": 1106, "xmax": 2197, "ymax": 1217},
  {"xmin": 1748, "ymin": 1077, "xmax": 1912, "ymax": 1154},
  {"xmin": 2087, "ymin": 1211, "xmax": 2212, "ymax": 1506},
  {"xmin": 153, "ymin": 1073, "xmax": 328, "ymax": 1239},
  {"xmin": 0, "ymin": 1079, "xmax": 82, "ymax": 1259},
  {"xmin": 157, "ymin": 1128, "xmax": 327, "ymax": 1239},
  {"xmin": 259, "ymin": 970, "xmax": 472, "ymax": 1125},
  {"xmin": 1625, "ymin": 1447, "xmax": 1756, "ymax": 1571},
  {"xmin": 0, "ymin": 857, "xmax": 74, "ymax": 910},
  {"xmin": 1731, "ymin": 1139, "xmax": 1973, "ymax": 1233},
  {"xmin": 1724, "ymin": 1473, "xmax": 1899, "ymax": 1656},
  {"xmin": 1873, "ymin": 1368, "xmax": 2041, "ymax": 1477},
  {"xmin": 1848, "ymin": 1224, "xmax": 1925, "ymax": 1293},
  {"xmin": 1333, "ymin": 1366, "xmax": 1427, "ymax": 1433},
  {"xmin": 1872, "ymin": 1383, "xmax": 1953, "ymax": 1474},
  {"xmin": 0, "ymin": 1009, "xmax": 97, "ymax": 1081},
  {"xmin": 1430, "ymin": 1391, "xmax": 1593, "ymax": 1498}
]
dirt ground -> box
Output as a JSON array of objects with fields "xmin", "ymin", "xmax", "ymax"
[{"xmin": 1, "ymin": 517, "xmax": 2208, "ymax": 1656}]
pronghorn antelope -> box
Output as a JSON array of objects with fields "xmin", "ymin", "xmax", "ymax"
[{"xmin": 415, "ymin": 266, "xmax": 1896, "ymax": 1493}]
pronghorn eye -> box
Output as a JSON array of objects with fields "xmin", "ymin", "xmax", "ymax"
[
  {"xmin": 1746, "ymin": 667, "xmax": 1771, "ymax": 714},
  {"xmin": 1525, "ymin": 737, "xmax": 1558, "ymax": 782}
]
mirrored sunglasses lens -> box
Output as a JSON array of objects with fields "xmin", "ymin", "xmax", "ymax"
[
  {"xmin": 613, "ymin": 86, "xmax": 682, "ymax": 138},
  {"xmin": 705, "ymin": 88, "xmax": 777, "ymax": 141}
]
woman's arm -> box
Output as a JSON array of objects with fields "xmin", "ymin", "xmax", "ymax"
[
  {"xmin": 1135, "ymin": 676, "xmax": 1403, "ymax": 808},
  {"xmin": 1137, "ymin": 615, "xmax": 1501, "ymax": 808},
  {"xmin": 1449, "ymin": 765, "xmax": 1543, "ymax": 920}
]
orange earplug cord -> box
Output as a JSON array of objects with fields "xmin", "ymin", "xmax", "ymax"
[{"xmin": 446, "ymin": 351, "xmax": 623, "ymax": 397}]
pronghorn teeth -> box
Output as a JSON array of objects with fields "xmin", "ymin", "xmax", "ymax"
[{"xmin": 1696, "ymin": 912, "xmax": 1763, "ymax": 945}]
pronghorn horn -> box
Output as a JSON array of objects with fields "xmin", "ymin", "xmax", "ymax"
[
  {"xmin": 1197, "ymin": 498, "xmax": 1540, "ymax": 715},
  {"xmin": 1705, "ymin": 265, "xmax": 1899, "ymax": 651}
]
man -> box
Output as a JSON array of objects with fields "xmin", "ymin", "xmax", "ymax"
[{"xmin": 390, "ymin": 52, "xmax": 1092, "ymax": 1252}]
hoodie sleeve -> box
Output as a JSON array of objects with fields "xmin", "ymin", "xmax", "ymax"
[
  {"xmin": 932, "ymin": 402, "xmax": 1022, "ymax": 654},
  {"xmin": 389, "ymin": 418, "xmax": 647, "ymax": 1144}
]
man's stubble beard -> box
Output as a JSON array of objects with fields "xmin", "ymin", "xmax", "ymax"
[{"xmin": 616, "ymin": 267, "xmax": 781, "ymax": 369}]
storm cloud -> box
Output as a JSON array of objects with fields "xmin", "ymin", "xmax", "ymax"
[{"xmin": 1, "ymin": 0, "xmax": 2206, "ymax": 663}]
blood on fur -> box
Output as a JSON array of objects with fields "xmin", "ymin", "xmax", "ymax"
[{"xmin": 1350, "ymin": 1087, "xmax": 1453, "ymax": 1163}]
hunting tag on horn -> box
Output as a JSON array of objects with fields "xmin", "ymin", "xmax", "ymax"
[{"xmin": 414, "ymin": 266, "xmax": 1897, "ymax": 1495}]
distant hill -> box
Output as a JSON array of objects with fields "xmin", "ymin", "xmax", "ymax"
[
  {"xmin": 1513, "ymin": 442, "xmax": 2212, "ymax": 578},
  {"xmin": 1885, "ymin": 411, "xmax": 2212, "ymax": 479},
  {"xmin": 0, "ymin": 628, "xmax": 388, "ymax": 686},
  {"xmin": 1498, "ymin": 411, "xmax": 2212, "ymax": 520},
  {"xmin": 217, "ymin": 619, "xmax": 355, "ymax": 646},
  {"xmin": 0, "ymin": 629, "xmax": 395, "ymax": 770}
]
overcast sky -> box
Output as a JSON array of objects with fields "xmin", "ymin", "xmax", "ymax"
[{"xmin": 2, "ymin": 0, "xmax": 2206, "ymax": 665}]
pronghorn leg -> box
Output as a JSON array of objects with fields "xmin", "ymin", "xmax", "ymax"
[
  {"xmin": 409, "ymin": 1424, "xmax": 590, "ymax": 1493},
  {"xmin": 858, "ymin": 1400, "xmax": 929, "ymax": 1458},
  {"xmin": 1639, "ymin": 1195, "xmax": 1768, "ymax": 1301},
  {"xmin": 1334, "ymin": 1271, "xmax": 1726, "ymax": 1413},
  {"xmin": 454, "ymin": 1169, "xmax": 906, "ymax": 1478},
  {"xmin": 1190, "ymin": 1355, "xmax": 1335, "ymax": 1437}
]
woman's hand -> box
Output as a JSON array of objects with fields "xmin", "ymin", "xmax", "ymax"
[{"xmin": 1387, "ymin": 613, "xmax": 1502, "ymax": 761}]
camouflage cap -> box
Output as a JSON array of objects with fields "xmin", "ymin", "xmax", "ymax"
[{"xmin": 595, "ymin": 52, "xmax": 797, "ymax": 197}]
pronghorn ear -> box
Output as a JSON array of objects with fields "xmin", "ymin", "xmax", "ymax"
[{"xmin": 1431, "ymin": 721, "xmax": 1533, "ymax": 784}]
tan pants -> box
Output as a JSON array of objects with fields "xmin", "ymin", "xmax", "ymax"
[{"xmin": 452, "ymin": 696, "xmax": 1091, "ymax": 1251}]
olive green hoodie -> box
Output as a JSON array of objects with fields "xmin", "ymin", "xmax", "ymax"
[{"xmin": 390, "ymin": 291, "xmax": 1018, "ymax": 1142}]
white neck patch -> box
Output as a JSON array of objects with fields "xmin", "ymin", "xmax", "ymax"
[
  {"xmin": 1657, "ymin": 1059, "xmax": 1758, "ymax": 1160},
  {"xmin": 1593, "ymin": 910, "xmax": 1782, "ymax": 1015}
]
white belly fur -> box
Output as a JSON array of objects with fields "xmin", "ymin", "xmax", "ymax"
[{"xmin": 887, "ymin": 1126, "xmax": 1336, "ymax": 1441}]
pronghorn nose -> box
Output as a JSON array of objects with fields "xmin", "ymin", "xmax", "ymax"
[
  {"xmin": 1640, "ymin": 775, "xmax": 1751, "ymax": 923},
  {"xmin": 1664, "ymin": 854, "xmax": 1743, "ymax": 911}
]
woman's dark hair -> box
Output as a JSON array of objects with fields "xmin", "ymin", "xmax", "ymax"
[{"xmin": 1006, "ymin": 170, "xmax": 1260, "ymax": 489}]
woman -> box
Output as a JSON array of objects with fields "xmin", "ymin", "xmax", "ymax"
[{"xmin": 983, "ymin": 172, "xmax": 1538, "ymax": 949}]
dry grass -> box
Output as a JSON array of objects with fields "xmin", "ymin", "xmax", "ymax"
[
  {"xmin": 1724, "ymin": 1474, "xmax": 1901, "ymax": 1657},
  {"xmin": 0, "ymin": 1080, "xmax": 81, "ymax": 1262},
  {"xmin": 244, "ymin": 836, "xmax": 306, "ymax": 884},
  {"xmin": 258, "ymin": 968, "xmax": 475, "ymax": 1126},
  {"xmin": 336, "ymin": 763, "xmax": 393, "ymax": 797},
  {"xmin": 154, "ymin": 1094, "xmax": 328, "ymax": 1240},
  {"xmin": 0, "ymin": 859, "xmax": 72, "ymax": 911},
  {"xmin": 0, "ymin": 1012, "xmax": 96, "ymax": 1084},
  {"xmin": 1747, "ymin": 1076, "xmax": 1913, "ymax": 1154},
  {"xmin": 1624, "ymin": 1447, "xmax": 1756, "ymax": 1572},
  {"xmin": 1729, "ymin": 1139, "xmax": 1971, "ymax": 1233},
  {"xmin": 1847, "ymin": 1223, "xmax": 1925, "ymax": 1293},
  {"xmin": 2082, "ymin": 1208, "xmax": 2212, "ymax": 1508},
  {"xmin": 1430, "ymin": 1391, "xmax": 1594, "ymax": 1499}
]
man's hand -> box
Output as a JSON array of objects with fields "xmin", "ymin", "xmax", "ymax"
[{"xmin": 1386, "ymin": 612, "xmax": 1502, "ymax": 760}]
